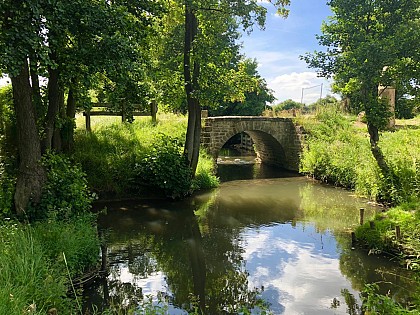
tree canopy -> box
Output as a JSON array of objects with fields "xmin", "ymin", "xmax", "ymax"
[{"xmin": 302, "ymin": 0, "xmax": 420, "ymax": 185}]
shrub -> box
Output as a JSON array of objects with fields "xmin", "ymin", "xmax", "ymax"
[
  {"xmin": 32, "ymin": 153, "xmax": 95, "ymax": 221},
  {"xmin": 362, "ymin": 283, "xmax": 418, "ymax": 314},
  {"xmin": 0, "ymin": 160, "xmax": 15, "ymax": 217},
  {"xmin": 192, "ymin": 150, "xmax": 219, "ymax": 190},
  {"xmin": 132, "ymin": 134, "xmax": 192, "ymax": 198},
  {"xmin": 0, "ymin": 85, "xmax": 17, "ymax": 217}
]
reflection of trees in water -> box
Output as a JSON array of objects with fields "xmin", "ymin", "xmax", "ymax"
[
  {"xmin": 299, "ymin": 182, "xmax": 379, "ymax": 233},
  {"xmin": 339, "ymin": 248, "xmax": 418, "ymax": 306},
  {"xmin": 298, "ymin": 183, "xmax": 418, "ymax": 309},
  {"xmin": 88, "ymin": 201, "xmax": 267, "ymax": 314}
]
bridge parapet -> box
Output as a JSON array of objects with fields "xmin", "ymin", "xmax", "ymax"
[{"xmin": 201, "ymin": 116, "xmax": 304, "ymax": 171}]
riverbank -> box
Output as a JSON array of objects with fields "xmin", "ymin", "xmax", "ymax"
[
  {"xmin": 73, "ymin": 113, "xmax": 219, "ymax": 200},
  {"xmin": 296, "ymin": 108, "xmax": 420, "ymax": 312},
  {"xmin": 0, "ymin": 215, "xmax": 100, "ymax": 314}
]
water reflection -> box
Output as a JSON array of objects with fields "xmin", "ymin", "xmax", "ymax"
[{"xmin": 85, "ymin": 167, "xmax": 418, "ymax": 314}]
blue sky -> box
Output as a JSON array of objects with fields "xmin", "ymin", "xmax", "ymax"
[{"xmin": 241, "ymin": 0, "xmax": 335, "ymax": 105}]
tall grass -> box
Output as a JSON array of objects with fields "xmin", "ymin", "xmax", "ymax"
[
  {"xmin": 0, "ymin": 215, "xmax": 99, "ymax": 315},
  {"xmin": 299, "ymin": 107, "xmax": 420, "ymax": 203},
  {"xmin": 73, "ymin": 113, "xmax": 218, "ymax": 198}
]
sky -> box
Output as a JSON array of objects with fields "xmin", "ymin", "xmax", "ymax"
[{"xmin": 240, "ymin": 0, "xmax": 335, "ymax": 105}]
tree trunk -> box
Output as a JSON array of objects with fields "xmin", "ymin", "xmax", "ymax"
[
  {"xmin": 52, "ymin": 87, "xmax": 65, "ymax": 152},
  {"xmin": 29, "ymin": 56, "xmax": 43, "ymax": 120},
  {"xmin": 11, "ymin": 60, "xmax": 46, "ymax": 216},
  {"xmin": 61, "ymin": 87, "xmax": 77, "ymax": 153},
  {"xmin": 183, "ymin": 5, "xmax": 201, "ymax": 175},
  {"xmin": 41, "ymin": 66, "xmax": 61, "ymax": 153}
]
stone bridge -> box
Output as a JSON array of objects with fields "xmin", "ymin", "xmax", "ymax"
[{"xmin": 201, "ymin": 116, "xmax": 304, "ymax": 171}]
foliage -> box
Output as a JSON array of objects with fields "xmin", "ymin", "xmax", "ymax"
[
  {"xmin": 0, "ymin": 85, "xmax": 17, "ymax": 217},
  {"xmin": 0, "ymin": 222, "xmax": 71, "ymax": 315},
  {"xmin": 302, "ymin": 0, "xmax": 420, "ymax": 122},
  {"xmin": 361, "ymin": 283, "xmax": 419, "ymax": 314},
  {"xmin": 0, "ymin": 85, "xmax": 13, "ymax": 136},
  {"xmin": 0, "ymin": 158, "xmax": 16, "ymax": 218},
  {"xmin": 31, "ymin": 153, "xmax": 95, "ymax": 221},
  {"xmin": 356, "ymin": 203, "xmax": 420, "ymax": 271},
  {"xmin": 208, "ymin": 59, "xmax": 274, "ymax": 116},
  {"xmin": 299, "ymin": 109, "xmax": 420, "ymax": 203},
  {"xmin": 273, "ymin": 99, "xmax": 303, "ymax": 113},
  {"xmin": 306, "ymin": 95, "xmax": 340, "ymax": 113},
  {"xmin": 33, "ymin": 213, "xmax": 100, "ymax": 277},
  {"xmin": 133, "ymin": 134, "xmax": 192, "ymax": 199},
  {"xmin": 73, "ymin": 114, "xmax": 218, "ymax": 198},
  {"xmin": 0, "ymin": 217, "xmax": 100, "ymax": 314},
  {"xmin": 192, "ymin": 150, "xmax": 219, "ymax": 191}
]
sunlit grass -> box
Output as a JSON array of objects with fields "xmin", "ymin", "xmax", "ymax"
[{"xmin": 73, "ymin": 112, "xmax": 218, "ymax": 198}]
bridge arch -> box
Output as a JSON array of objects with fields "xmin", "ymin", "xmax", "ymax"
[{"xmin": 201, "ymin": 117, "xmax": 304, "ymax": 171}]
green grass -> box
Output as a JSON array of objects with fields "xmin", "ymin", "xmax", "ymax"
[
  {"xmin": 73, "ymin": 113, "xmax": 218, "ymax": 198},
  {"xmin": 299, "ymin": 109, "xmax": 420, "ymax": 203},
  {"xmin": 356, "ymin": 201, "xmax": 420, "ymax": 270},
  {"xmin": 0, "ymin": 214, "xmax": 99, "ymax": 315}
]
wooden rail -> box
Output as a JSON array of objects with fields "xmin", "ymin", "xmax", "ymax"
[{"xmin": 83, "ymin": 101, "xmax": 157, "ymax": 131}]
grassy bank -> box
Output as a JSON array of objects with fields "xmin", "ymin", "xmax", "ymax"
[
  {"xmin": 73, "ymin": 113, "xmax": 219, "ymax": 199},
  {"xmin": 298, "ymin": 108, "xmax": 420, "ymax": 313},
  {"xmin": 299, "ymin": 109, "xmax": 420, "ymax": 204},
  {"xmin": 0, "ymin": 215, "xmax": 100, "ymax": 315}
]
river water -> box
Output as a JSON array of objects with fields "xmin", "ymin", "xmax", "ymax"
[{"xmin": 85, "ymin": 154, "xmax": 417, "ymax": 314}]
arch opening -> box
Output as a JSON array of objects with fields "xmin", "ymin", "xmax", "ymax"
[
  {"xmin": 217, "ymin": 132, "xmax": 258, "ymax": 165},
  {"xmin": 216, "ymin": 130, "xmax": 287, "ymax": 168}
]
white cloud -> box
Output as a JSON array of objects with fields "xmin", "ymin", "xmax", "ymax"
[{"xmin": 268, "ymin": 72, "xmax": 334, "ymax": 104}]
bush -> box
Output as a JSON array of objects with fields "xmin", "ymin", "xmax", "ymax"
[
  {"xmin": 0, "ymin": 160, "xmax": 15, "ymax": 217},
  {"xmin": 0, "ymin": 85, "xmax": 17, "ymax": 217},
  {"xmin": 132, "ymin": 134, "xmax": 192, "ymax": 198},
  {"xmin": 32, "ymin": 153, "xmax": 95, "ymax": 221},
  {"xmin": 361, "ymin": 283, "xmax": 417, "ymax": 314},
  {"xmin": 74, "ymin": 114, "xmax": 219, "ymax": 198}
]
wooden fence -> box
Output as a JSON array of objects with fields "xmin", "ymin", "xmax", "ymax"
[{"xmin": 83, "ymin": 101, "xmax": 158, "ymax": 131}]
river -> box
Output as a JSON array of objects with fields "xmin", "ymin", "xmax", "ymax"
[{"xmin": 84, "ymin": 154, "xmax": 417, "ymax": 314}]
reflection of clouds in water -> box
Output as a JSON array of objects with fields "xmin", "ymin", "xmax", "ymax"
[
  {"xmin": 242, "ymin": 226, "xmax": 361, "ymax": 314},
  {"xmin": 243, "ymin": 230, "xmax": 270, "ymax": 260},
  {"xmin": 112, "ymin": 264, "xmax": 168, "ymax": 297}
]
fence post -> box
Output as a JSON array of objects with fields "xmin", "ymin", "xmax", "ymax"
[
  {"xmin": 359, "ymin": 208, "xmax": 365, "ymax": 225},
  {"xmin": 151, "ymin": 100, "xmax": 158, "ymax": 123},
  {"xmin": 121, "ymin": 103, "xmax": 126, "ymax": 123},
  {"xmin": 85, "ymin": 110, "xmax": 91, "ymax": 132},
  {"xmin": 396, "ymin": 225, "xmax": 401, "ymax": 240}
]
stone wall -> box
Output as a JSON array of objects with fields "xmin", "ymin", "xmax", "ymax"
[{"xmin": 201, "ymin": 116, "xmax": 304, "ymax": 171}]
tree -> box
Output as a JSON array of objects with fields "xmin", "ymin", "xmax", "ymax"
[
  {"xmin": 181, "ymin": 0, "xmax": 290, "ymax": 175},
  {"xmin": 208, "ymin": 59, "xmax": 275, "ymax": 116},
  {"xmin": 273, "ymin": 99, "xmax": 303, "ymax": 112},
  {"xmin": 0, "ymin": 0, "xmax": 163, "ymax": 215},
  {"xmin": 302, "ymin": 0, "xmax": 420, "ymax": 189}
]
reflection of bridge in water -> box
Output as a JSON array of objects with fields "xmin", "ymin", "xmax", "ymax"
[{"xmin": 201, "ymin": 116, "xmax": 305, "ymax": 172}]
